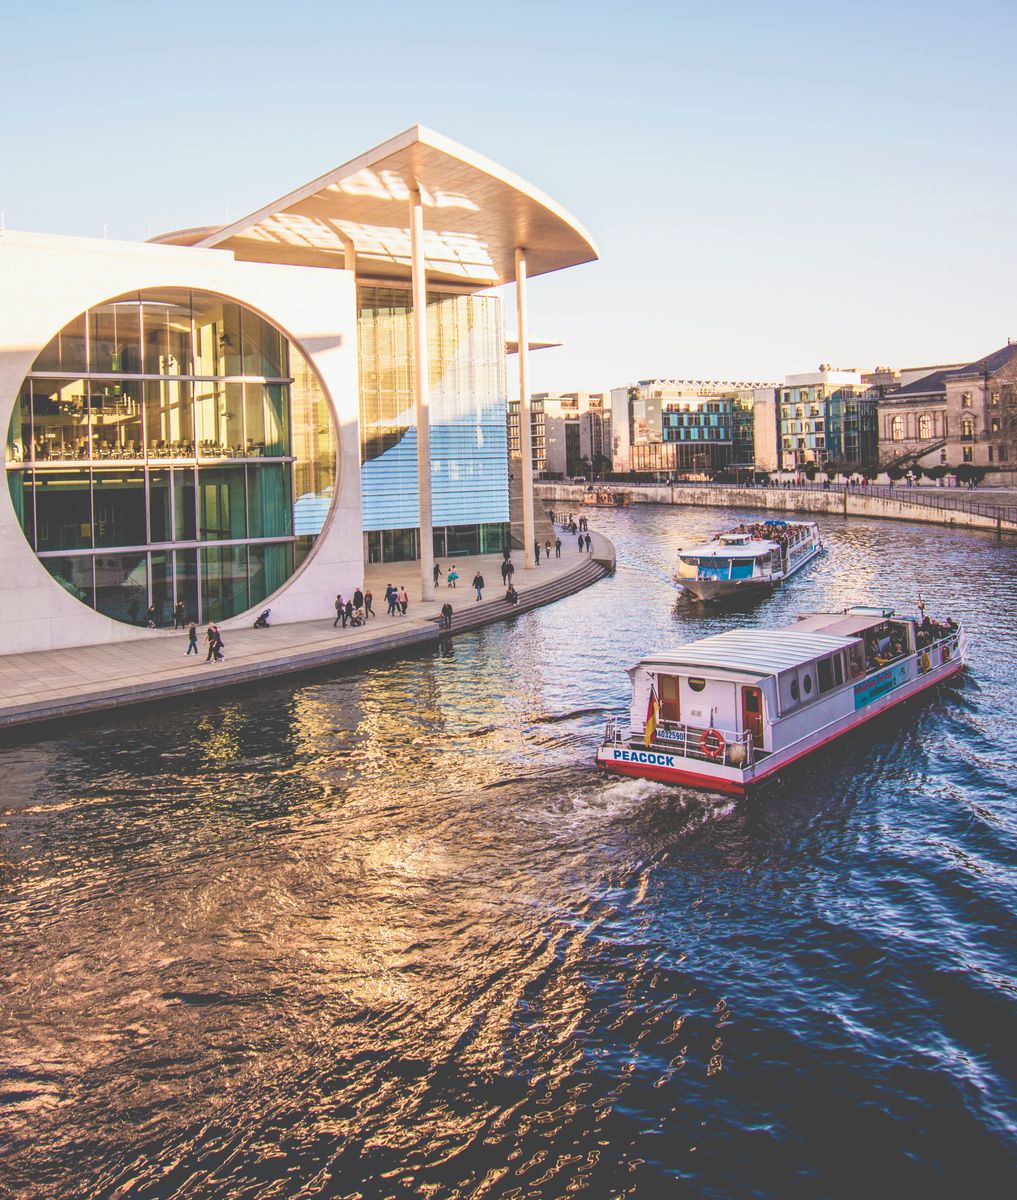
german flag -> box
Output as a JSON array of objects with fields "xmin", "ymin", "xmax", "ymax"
[{"xmin": 644, "ymin": 687, "xmax": 658, "ymax": 747}]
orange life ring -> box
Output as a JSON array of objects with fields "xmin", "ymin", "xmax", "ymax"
[{"xmin": 701, "ymin": 728, "xmax": 725, "ymax": 760}]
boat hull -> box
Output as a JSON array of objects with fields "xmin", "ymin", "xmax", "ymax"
[
  {"xmin": 597, "ymin": 655, "xmax": 965, "ymax": 795},
  {"xmin": 679, "ymin": 540, "xmax": 822, "ymax": 604}
]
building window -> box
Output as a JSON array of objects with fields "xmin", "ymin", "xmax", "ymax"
[
  {"xmin": 890, "ymin": 415, "xmax": 904, "ymax": 441},
  {"xmin": 918, "ymin": 413, "xmax": 933, "ymax": 440},
  {"xmin": 989, "ymin": 446, "xmax": 994, "ymax": 463},
  {"xmin": 991, "ymin": 392, "xmax": 1000, "ymax": 406},
  {"xmin": 962, "ymin": 392, "xmax": 973, "ymax": 408},
  {"xmin": 962, "ymin": 418, "xmax": 974, "ymax": 439},
  {"xmin": 1000, "ymin": 446, "xmax": 1008, "ymax": 462},
  {"xmin": 963, "ymin": 446, "xmax": 973, "ymax": 463},
  {"xmin": 991, "ymin": 417, "xmax": 1001, "ymax": 433},
  {"xmin": 6, "ymin": 289, "xmax": 337, "ymax": 625}
]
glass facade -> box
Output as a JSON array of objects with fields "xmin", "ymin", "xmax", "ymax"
[
  {"xmin": 358, "ymin": 285, "xmax": 509, "ymax": 557},
  {"xmin": 6, "ymin": 289, "xmax": 337, "ymax": 624}
]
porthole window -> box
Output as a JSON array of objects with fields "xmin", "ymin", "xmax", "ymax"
[
  {"xmin": 803, "ymin": 675, "xmax": 813, "ymax": 695},
  {"xmin": 688, "ymin": 677, "xmax": 707, "ymax": 692},
  {"xmin": 790, "ymin": 679, "xmax": 800, "ymax": 701}
]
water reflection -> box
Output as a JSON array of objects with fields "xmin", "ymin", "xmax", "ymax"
[{"xmin": 2, "ymin": 506, "xmax": 1015, "ymax": 1198}]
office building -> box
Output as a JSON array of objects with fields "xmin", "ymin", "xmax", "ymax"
[{"xmin": 0, "ymin": 127, "xmax": 597, "ymax": 654}]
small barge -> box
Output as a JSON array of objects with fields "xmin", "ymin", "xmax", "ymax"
[
  {"xmin": 582, "ymin": 488, "xmax": 632, "ymax": 507},
  {"xmin": 676, "ymin": 520, "xmax": 822, "ymax": 603},
  {"xmin": 596, "ymin": 606, "xmax": 967, "ymax": 795}
]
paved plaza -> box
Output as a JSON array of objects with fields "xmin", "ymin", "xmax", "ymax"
[{"xmin": 0, "ymin": 534, "xmax": 613, "ymax": 731}]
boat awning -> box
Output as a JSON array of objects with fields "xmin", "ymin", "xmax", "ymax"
[
  {"xmin": 635, "ymin": 629, "xmax": 857, "ymax": 677},
  {"xmin": 150, "ymin": 125, "xmax": 599, "ymax": 290},
  {"xmin": 791, "ymin": 614, "xmax": 899, "ymax": 637},
  {"xmin": 680, "ymin": 541, "xmax": 776, "ymax": 559}
]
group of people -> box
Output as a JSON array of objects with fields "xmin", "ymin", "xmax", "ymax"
[
  {"xmin": 334, "ymin": 587, "xmax": 374, "ymax": 627},
  {"xmin": 730, "ymin": 521, "xmax": 806, "ymax": 550},
  {"xmin": 917, "ymin": 614, "xmax": 958, "ymax": 649},
  {"xmin": 549, "ymin": 510, "xmax": 589, "ymax": 534},
  {"xmin": 384, "ymin": 585, "xmax": 409, "ymax": 616},
  {"xmin": 183, "ymin": 621, "xmax": 225, "ymax": 662}
]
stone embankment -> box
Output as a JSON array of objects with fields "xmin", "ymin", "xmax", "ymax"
[
  {"xmin": 0, "ymin": 538, "xmax": 615, "ymax": 732},
  {"xmin": 537, "ymin": 483, "xmax": 1017, "ymax": 537}
]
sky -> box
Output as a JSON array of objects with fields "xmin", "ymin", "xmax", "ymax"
[{"xmin": 2, "ymin": 0, "xmax": 1015, "ymax": 392}]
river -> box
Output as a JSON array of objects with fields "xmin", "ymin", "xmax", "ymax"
[{"xmin": 1, "ymin": 505, "xmax": 1015, "ymax": 1199}]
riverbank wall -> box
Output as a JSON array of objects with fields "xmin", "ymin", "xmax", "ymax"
[
  {"xmin": 0, "ymin": 536, "xmax": 616, "ymax": 733},
  {"xmin": 537, "ymin": 483, "xmax": 1017, "ymax": 537}
]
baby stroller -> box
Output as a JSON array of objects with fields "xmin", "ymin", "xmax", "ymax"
[
  {"xmin": 253, "ymin": 608, "xmax": 271, "ymax": 628},
  {"xmin": 350, "ymin": 606, "xmax": 365, "ymax": 627}
]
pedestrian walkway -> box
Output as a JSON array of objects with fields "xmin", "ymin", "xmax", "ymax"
[{"xmin": 0, "ymin": 534, "xmax": 615, "ymax": 732}]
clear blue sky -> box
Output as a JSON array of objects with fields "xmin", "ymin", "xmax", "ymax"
[{"xmin": 2, "ymin": 0, "xmax": 1014, "ymax": 391}]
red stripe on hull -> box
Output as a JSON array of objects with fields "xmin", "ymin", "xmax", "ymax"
[
  {"xmin": 597, "ymin": 757, "xmax": 746, "ymax": 795},
  {"xmin": 599, "ymin": 660, "xmax": 965, "ymax": 796}
]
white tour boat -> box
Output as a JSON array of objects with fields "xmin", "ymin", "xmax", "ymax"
[
  {"xmin": 597, "ymin": 606, "xmax": 967, "ymax": 795},
  {"xmin": 676, "ymin": 519, "xmax": 823, "ymax": 603}
]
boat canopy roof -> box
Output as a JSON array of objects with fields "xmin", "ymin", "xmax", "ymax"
[
  {"xmin": 679, "ymin": 539, "xmax": 775, "ymax": 559},
  {"xmin": 635, "ymin": 628, "xmax": 857, "ymax": 678},
  {"xmin": 791, "ymin": 612, "xmax": 904, "ymax": 637}
]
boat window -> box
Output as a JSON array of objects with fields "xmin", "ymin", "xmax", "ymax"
[
  {"xmin": 818, "ymin": 657, "xmax": 834, "ymax": 693},
  {"xmin": 803, "ymin": 675, "xmax": 813, "ymax": 695},
  {"xmin": 660, "ymin": 674, "xmax": 680, "ymax": 723},
  {"xmin": 688, "ymin": 677, "xmax": 707, "ymax": 693},
  {"xmin": 834, "ymin": 655, "xmax": 844, "ymax": 686},
  {"xmin": 790, "ymin": 678, "xmax": 800, "ymax": 701}
]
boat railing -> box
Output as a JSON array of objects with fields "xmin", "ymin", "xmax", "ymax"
[{"xmin": 603, "ymin": 718, "xmax": 755, "ymax": 767}]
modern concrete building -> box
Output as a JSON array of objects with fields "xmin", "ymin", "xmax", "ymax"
[
  {"xmin": 779, "ymin": 367, "xmax": 878, "ymax": 470},
  {"xmin": 528, "ymin": 392, "xmax": 611, "ymax": 477},
  {"xmin": 614, "ymin": 379, "xmax": 777, "ymax": 476},
  {"xmin": 0, "ymin": 126, "xmax": 597, "ymax": 654}
]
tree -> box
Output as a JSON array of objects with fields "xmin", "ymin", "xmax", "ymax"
[{"xmin": 574, "ymin": 456, "xmax": 592, "ymax": 480}]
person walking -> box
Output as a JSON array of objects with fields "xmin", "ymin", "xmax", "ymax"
[
  {"xmin": 500, "ymin": 558, "xmax": 510, "ymax": 585},
  {"xmin": 333, "ymin": 593, "xmax": 344, "ymax": 627},
  {"xmin": 398, "ymin": 586, "xmax": 409, "ymax": 615},
  {"xmin": 554, "ymin": 537, "xmax": 561, "ymax": 558},
  {"xmin": 505, "ymin": 559, "xmax": 515, "ymax": 583},
  {"xmin": 386, "ymin": 584, "xmax": 397, "ymax": 615},
  {"xmin": 173, "ymin": 600, "xmax": 186, "ymax": 629},
  {"xmin": 433, "ymin": 561, "xmax": 441, "ymax": 588},
  {"xmin": 205, "ymin": 623, "xmax": 219, "ymax": 663},
  {"xmin": 440, "ymin": 601, "xmax": 454, "ymax": 629},
  {"xmin": 447, "ymin": 567, "xmax": 458, "ymax": 588},
  {"xmin": 585, "ymin": 533, "xmax": 593, "ymax": 554},
  {"xmin": 364, "ymin": 588, "xmax": 374, "ymax": 619},
  {"xmin": 186, "ymin": 621, "xmax": 199, "ymax": 655},
  {"xmin": 473, "ymin": 571, "xmax": 485, "ymax": 601},
  {"xmin": 534, "ymin": 540, "xmax": 541, "ymax": 565},
  {"xmin": 212, "ymin": 626, "xmax": 225, "ymax": 662},
  {"xmin": 145, "ymin": 604, "xmax": 158, "ymax": 628},
  {"xmin": 344, "ymin": 597, "xmax": 354, "ymax": 626},
  {"xmin": 544, "ymin": 538, "xmax": 552, "ymax": 560},
  {"xmin": 577, "ymin": 532, "xmax": 584, "ymax": 551},
  {"xmin": 353, "ymin": 586, "xmax": 364, "ymax": 612}
]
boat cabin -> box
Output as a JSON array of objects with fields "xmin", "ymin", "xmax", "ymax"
[{"xmin": 629, "ymin": 608, "xmax": 925, "ymax": 762}]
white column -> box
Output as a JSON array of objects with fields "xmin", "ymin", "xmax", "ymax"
[
  {"xmin": 409, "ymin": 186, "xmax": 435, "ymax": 600},
  {"xmin": 515, "ymin": 248, "xmax": 535, "ymax": 569}
]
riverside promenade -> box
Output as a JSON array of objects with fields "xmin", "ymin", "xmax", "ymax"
[
  {"xmin": 0, "ymin": 535, "xmax": 615, "ymax": 733},
  {"xmin": 538, "ymin": 481, "xmax": 1017, "ymax": 536}
]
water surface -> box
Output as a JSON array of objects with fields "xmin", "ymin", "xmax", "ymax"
[{"xmin": 2, "ymin": 505, "xmax": 1015, "ymax": 1198}]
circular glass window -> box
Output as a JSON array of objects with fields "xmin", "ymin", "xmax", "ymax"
[{"xmin": 6, "ymin": 289, "xmax": 337, "ymax": 625}]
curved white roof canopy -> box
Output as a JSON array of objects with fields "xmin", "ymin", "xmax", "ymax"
[{"xmin": 152, "ymin": 126, "xmax": 598, "ymax": 290}]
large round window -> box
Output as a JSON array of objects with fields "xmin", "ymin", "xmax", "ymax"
[{"xmin": 5, "ymin": 289, "xmax": 337, "ymax": 625}]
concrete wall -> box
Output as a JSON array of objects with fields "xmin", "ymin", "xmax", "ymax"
[
  {"xmin": 537, "ymin": 483, "xmax": 1016, "ymax": 536},
  {"xmin": 0, "ymin": 230, "xmax": 362, "ymax": 654}
]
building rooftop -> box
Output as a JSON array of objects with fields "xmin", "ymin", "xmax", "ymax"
[
  {"xmin": 151, "ymin": 125, "xmax": 598, "ymax": 290},
  {"xmin": 884, "ymin": 342, "xmax": 1017, "ymax": 400}
]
